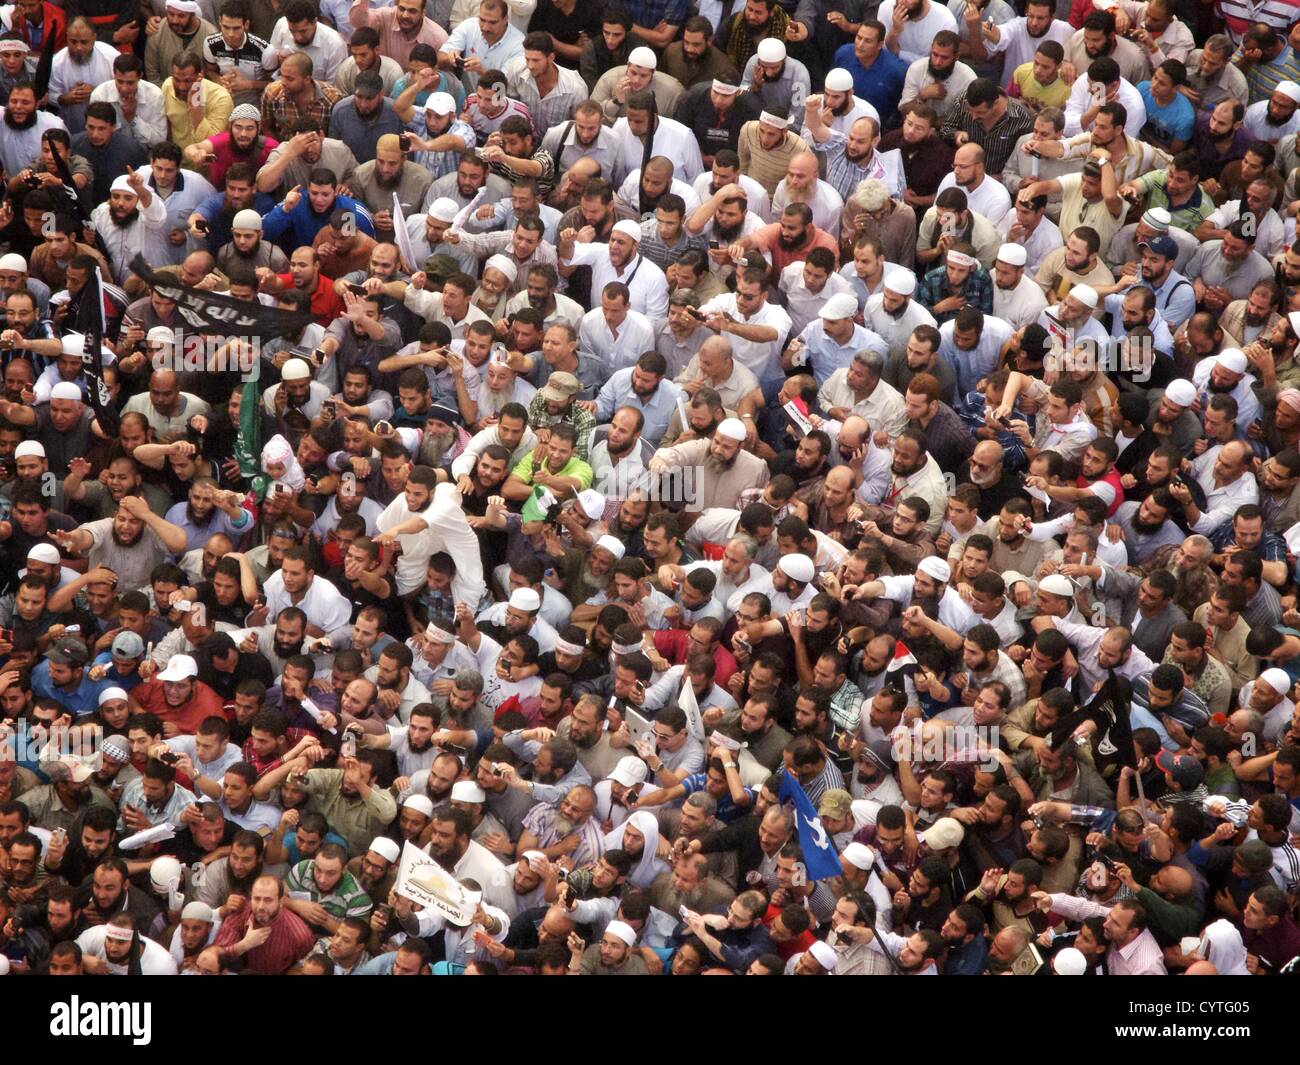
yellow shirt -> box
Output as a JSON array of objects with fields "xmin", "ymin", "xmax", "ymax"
[
  {"xmin": 1013, "ymin": 63, "xmax": 1070, "ymax": 109},
  {"xmin": 161, "ymin": 77, "xmax": 233, "ymax": 150}
]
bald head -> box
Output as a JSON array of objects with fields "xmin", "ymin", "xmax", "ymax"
[
  {"xmin": 972, "ymin": 440, "xmax": 1004, "ymax": 468},
  {"xmin": 1153, "ymin": 864, "xmax": 1194, "ymax": 902},
  {"xmin": 954, "ymin": 143, "xmax": 985, "ymax": 167},
  {"xmin": 826, "ymin": 466, "xmax": 855, "ymax": 492},
  {"xmin": 786, "ymin": 151, "xmax": 820, "ymax": 186}
]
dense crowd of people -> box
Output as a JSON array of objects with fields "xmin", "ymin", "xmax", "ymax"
[{"xmin": 0, "ymin": 0, "xmax": 1299, "ymax": 980}]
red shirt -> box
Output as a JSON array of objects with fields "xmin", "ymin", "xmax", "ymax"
[
  {"xmin": 213, "ymin": 905, "xmax": 315, "ymax": 974},
  {"xmin": 1077, "ymin": 466, "xmax": 1124, "ymax": 518},
  {"xmin": 132, "ymin": 678, "xmax": 229, "ymax": 735},
  {"xmin": 207, "ymin": 131, "xmax": 278, "ymax": 190},
  {"xmin": 749, "ymin": 222, "xmax": 840, "ymax": 275},
  {"xmin": 276, "ymin": 271, "xmax": 343, "ymax": 325},
  {"xmin": 653, "ymin": 629, "xmax": 738, "ymax": 688},
  {"xmin": 761, "ymin": 902, "xmax": 815, "ymax": 959}
]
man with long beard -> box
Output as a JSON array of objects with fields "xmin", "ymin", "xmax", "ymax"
[
  {"xmin": 183, "ymin": 104, "xmax": 274, "ymax": 192},
  {"xmin": 0, "ymin": 80, "xmax": 66, "ymax": 178},
  {"xmin": 89, "ymin": 166, "xmax": 168, "ymax": 284},
  {"xmin": 216, "ymin": 208, "xmax": 288, "ymax": 274},
  {"xmin": 651, "ymin": 416, "xmax": 769, "ymax": 511},
  {"xmin": 56, "ymin": 494, "xmax": 187, "ymax": 592},
  {"xmin": 349, "ymin": 134, "xmax": 433, "ymax": 244}
]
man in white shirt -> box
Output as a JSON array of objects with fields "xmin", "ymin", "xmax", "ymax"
[
  {"xmin": 266, "ymin": 2, "xmax": 348, "ymax": 80},
  {"xmin": 698, "ymin": 265, "xmax": 792, "ymax": 391},
  {"xmin": 991, "ymin": 242, "xmax": 1048, "ymax": 328},
  {"xmin": 1063, "ymin": 62, "xmax": 1147, "ymax": 137},
  {"xmin": 578, "ymin": 285, "xmax": 656, "ymax": 373},
  {"xmin": 263, "ymin": 546, "xmax": 353, "ymax": 635},
  {"xmin": 975, "ymin": 0, "xmax": 1073, "ymax": 74},
  {"xmin": 89, "ymin": 170, "xmax": 169, "ymax": 285},
  {"xmin": 935, "ymin": 143, "xmax": 1012, "ymax": 226},
  {"xmin": 900, "ymin": 34, "xmax": 976, "ymax": 117},
  {"xmin": 49, "ymin": 18, "xmax": 120, "ymax": 134},
  {"xmin": 770, "ymin": 151, "xmax": 844, "ymax": 241},
  {"xmin": 863, "ymin": 270, "xmax": 937, "ymax": 356},
  {"xmin": 610, "ymin": 93, "xmax": 704, "ymax": 184},
  {"xmin": 558, "ymin": 219, "xmax": 668, "ymax": 321},
  {"xmin": 878, "ymin": 0, "xmax": 959, "ymax": 63},
  {"xmin": 438, "ymin": 0, "xmax": 527, "ymax": 93},
  {"xmin": 1178, "ymin": 438, "xmax": 1259, "ymax": 536}
]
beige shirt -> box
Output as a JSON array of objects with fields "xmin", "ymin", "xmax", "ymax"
[
  {"xmin": 1192, "ymin": 605, "xmax": 1258, "ymax": 691},
  {"xmin": 653, "ymin": 436, "xmax": 770, "ymax": 511}
]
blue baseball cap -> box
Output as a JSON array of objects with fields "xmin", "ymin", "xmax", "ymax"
[{"xmin": 1139, "ymin": 235, "xmax": 1178, "ymax": 259}]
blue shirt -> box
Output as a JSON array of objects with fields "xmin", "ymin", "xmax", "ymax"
[
  {"xmin": 90, "ymin": 651, "xmax": 144, "ymax": 692},
  {"xmin": 833, "ymin": 43, "xmax": 906, "ymax": 119},
  {"xmin": 594, "ymin": 370, "xmax": 684, "ymax": 446},
  {"xmin": 680, "ymin": 772, "xmax": 755, "ymax": 822},
  {"xmin": 261, "ymin": 193, "xmax": 377, "ymax": 256},
  {"xmin": 798, "ymin": 320, "xmax": 887, "ymax": 387},
  {"xmin": 283, "ymin": 828, "xmax": 350, "ymax": 867},
  {"xmin": 31, "ymin": 659, "xmax": 110, "ymax": 719},
  {"xmin": 626, "ymin": 0, "xmax": 689, "ymax": 26},
  {"xmin": 1136, "ymin": 81, "xmax": 1195, "ymax": 148},
  {"xmin": 328, "ymin": 97, "xmax": 406, "ymax": 164},
  {"xmin": 194, "ymin": 191, "xmax": 278, "ymax": 254}
]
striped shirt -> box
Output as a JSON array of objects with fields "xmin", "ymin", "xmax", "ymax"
[
  {"xmin": 805, "ymin": 129, "xmax": 905, "ymax": 202},
  {"xmin": 1232, "ymin": 42, "xmax": 1300, "ymax": 103},
  {"xmin": 940, "ymin": 90, "xmax": 1036, "ymax": 176},
  {"xmin": 284, "ymin": 859, "xmax": 374, "ymax": 921},
  {"xmin": 1217, "ymin": 0, "xmax": 1300, "ymax": 43},
  {"xmin": 1132, "ymin": 169, "xmax": 1214, "ymax": 233},
  {"xmin": 502, "ymin": 57, "xmax": 589, "ymax": 141},
  {"xmin": 1048, "ymin": 893, "xmax": 1168, "ymax": 974}
]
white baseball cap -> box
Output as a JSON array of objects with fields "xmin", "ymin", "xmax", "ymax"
[
  {"xmin": 609, "ymin": 756, "xmax": 649, "ymax": 787},
  {"xmin": 157, "ymin": 654, "xmax": 198, "ymax": 682},
  {"xmin": 817, "ymin": 292, "xmax": 858, "ymax": 321}
]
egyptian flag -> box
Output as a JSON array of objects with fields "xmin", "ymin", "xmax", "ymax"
[{"xmin": 886, "ymin": 640, "xmax": 917, "ymax": 676}]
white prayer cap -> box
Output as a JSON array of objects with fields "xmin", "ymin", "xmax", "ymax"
[
  {"xmin": 50, "ymin": 382, "xmax": 82, "ymax": 402},
  {"xmin": 612, "ymin": 219, "xmax": 642, "ymax": 242},
  {"xmin": 1070, "ymin": 283, "xmax": 1098, "ymax": 309},
  {"xmin": 109, "ymin": 174, "xmax": 138, "ymax": 196},
  {"xmin": 1259, "ymin": 668, "xmax": 1292, "ymax": 695},
  {"xmin": 824, "ymin": 68, "xmax": 854, "ymax": 92},
  {"xmin": 945, "ymin": 249, "xmax": 977, "ymax": 269},
  {"xmin": 779, "ymin": 553, "xmax": 815, "ymax": 584},
  {"xmin": 0, "ymin": 253, "xmax": 26, "ymax": 272},
  {"xmin": 1164, "ymin": 379, "xmax": 1196, "ymax": 406},
  {"xmin": 425, "ymin": 91, "xmax": 456, "ymax": 116},
  {"xmin": 165, "ymin": 0, "xmax": 201, "ymax": 11},
  {"xmin": 1216, "ymin": 348, "xmax": 1248, "ymax": 374},
  {"xmin": 841, "ymin": 842, "xmax": 876, "ymax": 870},
  {"xmin": 181, "ymin": 901, "xmax": 214, "ymax": 922},
  {"xmin": 60, "ymin": 333, "xmax": 87, "ymax": 355},
  {"xmin": 1038, "ymin": 574, "xmax": 1075, "ymax": 598},
  {"xmin": 98, "ymin": 686, "xmax": 128, "ymax": 706},
  {"xmin": 403, "ymin": 794, "xmax": 435, "ymax": 817},
  {"xmin": 758, "ymin": 110, "xmax": 789, "ymax": 128},
  {"xmin": 716, "ymin": 417, "xmax": 747, "ymax": 441},
  {"xmin": 150, "ymin": 855, "xmax": 183, "ymax": 892},
  {"xmin": 576, "ymin": 488, "xmax": 606, "ymax": 519},
  {"xmin": 817, "ymin": 292, "xmax": 858, "ymax": 321},
  {"xmin": 1141, "ymin": 206, "xmax": 1172, "ymax": 231},
  {"xmin": 1289, "ymin": 311, "xmax": 1300, "ymax": 338},
  {"xmin": 628, "ymin": 46, "xmax": 657, "ymax": 70},
  {"xmin": 917, "ymin": 556, "xmax": 951, "ymax": 583},
  {"xmin": 429, "ymin": 197, "xmax": 460, "ymax": 223},
  {"xmin": 808, "ymin": 940, "xmax": 838, "ymax": 970},
  {"xmin": 996, "ymin": 243, "xmax": 1027, "ymax": 267},
  {"xmin": 595, "ymin": 534, "xmax": 626, "ymax": 560},
  {"xmin": 609, "ymin": 756, "xmax": 649, "ymax": 787},
  {"xmin": 508, "ymin": 587, "xmax": 542, "ymax": 612},
  {"xmin": 711, "ymin": 79, "xmax": 740, "ymax": 95},
  {"xmin": 281, "ymin": 357, "xmax": 312, "ymax": 381},
  {"xmin": 232, "ymin": 208, "xmax": 263, "ymax": 231},
  {"xmin": 27, "ymin": 543, "xmax": 58, "ymax": 564},
  {"xmin": 369, "ymin": 837, "xmax": 401, "ymax": 863},
  {"xmin": 13, "ymin": 441, "xmax": 44, "ymax": 459},
  {"xmin": 756, "ymin": 38, "xmax": 786, "ymax": 63},
  {"xmin": 884, "ymin": 269, "xmax": 916, "ymax": 296},
  {"xmin": 605, "ymin": 920, "xmax": 638, "ymax": 946},
  {"xmin": 451, "ymin": 780, "xmax": 486, "ymax": 804},
  {"xmin": 1277, "ymin": 80, "xmax": 1300, "ymax": 104},
  {"xmin": 485, "ymin": 254, "xmax": 517, "ymax": 283},
  {"xmin": 1053, "ymin": 947, "xmax": 1088, "ymax": 975}
]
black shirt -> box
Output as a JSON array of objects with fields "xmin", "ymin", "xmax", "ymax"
[
  {"xmin": 527, "ymin": 0, "xmax": 603, "ymax": 45},
  {"xmin": 674, "ymin": 82, "xmax": 762, "ymax": 160}
]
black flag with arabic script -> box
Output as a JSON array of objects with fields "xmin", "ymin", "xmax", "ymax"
[
  {"xmin": 72, "ymin": 266, "xmax": 118, "ymax": 437},
  {"xmin": 128, "ymin": 255, "xmax": 318, "ymax": 337}
]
